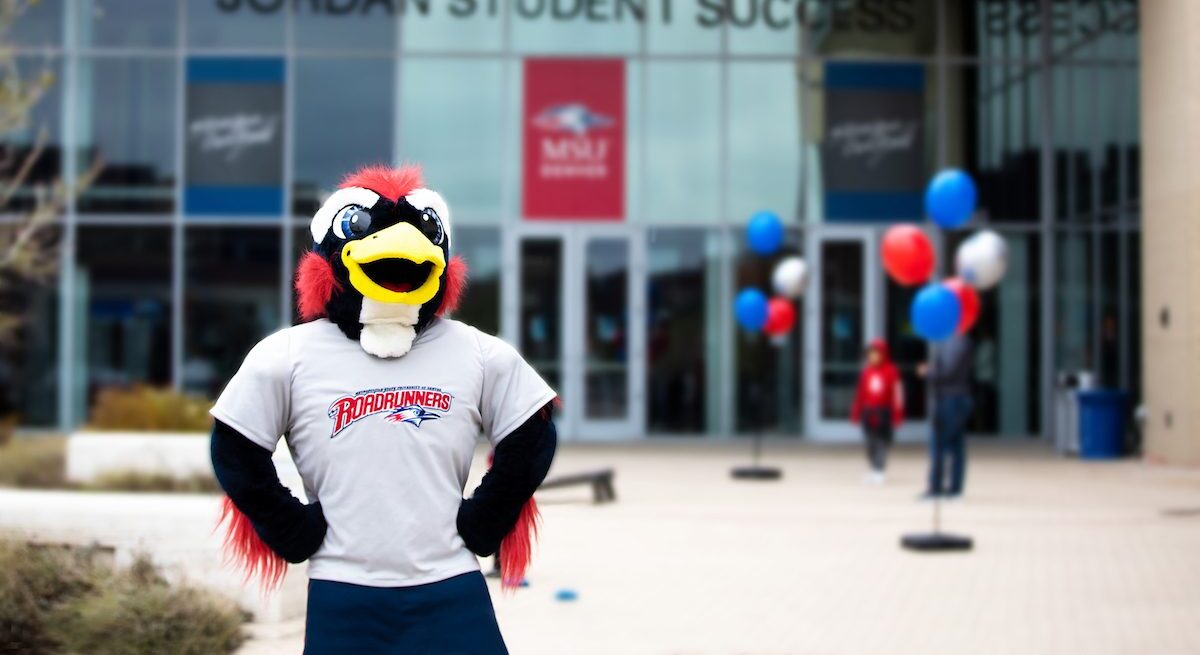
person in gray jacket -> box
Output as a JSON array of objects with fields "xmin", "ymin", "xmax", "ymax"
[{"xmin": 917, "ymin": 334, "xmax": 974, "ymax": 499}]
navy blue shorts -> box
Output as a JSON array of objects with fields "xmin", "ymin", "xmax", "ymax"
[{"xmin": 304, "ymin": 572, "xmax": 508, "ymax": 655}]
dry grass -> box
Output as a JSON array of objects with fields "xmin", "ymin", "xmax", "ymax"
[
  {"xmin": 87, "ymin": 385, "xmax": 213, "ymax": 433},
  {"xmin": 0, "ymin": 436, "xmax": 66, "ymax": 489},
  {"xmin": 0, "ymin": 541, "xmax": 245, "ymax": 655}
]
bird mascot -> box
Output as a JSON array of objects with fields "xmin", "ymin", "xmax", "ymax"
[{"xmin": 209, "ymin": 165, "xmax": 557, "ymax": 654}]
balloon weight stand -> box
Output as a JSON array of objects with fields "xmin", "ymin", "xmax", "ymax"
[{"xmin": 901, "ymin": 496, "xmax": 973, "ymax": 553}]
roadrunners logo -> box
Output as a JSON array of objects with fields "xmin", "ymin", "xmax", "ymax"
[
  {"xmin": 532, "ymin": 103, "xmax": 614, "ymax": 136},
  {"xmin": 327, "ymin": 386, "xmax": 453, "ymax": 437}
]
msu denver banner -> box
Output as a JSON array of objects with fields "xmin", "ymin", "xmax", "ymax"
[
  {"xmin": 523, "ymin": 59, "xmax": 625, "ymax": 221},
  {"xmin": 184, "ymin": 58, "xmax": 285, "ymax": 216},
  {"xmin": 822, "ymin": 62, "xmax": 925, "ymax": 222}
]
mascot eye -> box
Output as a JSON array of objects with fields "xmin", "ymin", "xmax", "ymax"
[
  {"xmin": 419, "ymin": 208, "xmax": 444, "ymax": 245},
  {"xmin": 333, "ymin": 205, "xmax": 371, "ymax": 240}
]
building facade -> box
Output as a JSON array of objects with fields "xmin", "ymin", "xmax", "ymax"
[{"xmin": 4, "ymin": 0, "xmax": 1140, "ymax": 442}]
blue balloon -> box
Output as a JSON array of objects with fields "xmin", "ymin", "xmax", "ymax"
[
  {"xmin": 924, "ymin": 169, "xmax": 978, "ymax": 229},
  {"xmin": 734, "ymin": 288, "xmax": 769, "ymax": 332},
  {"xmin": 746, "ymin": 211, "xmax": 784, "ymax": 256},
  {"xmin": 911, "ymin": 283, "xmax": 962, "ymax": 342}
]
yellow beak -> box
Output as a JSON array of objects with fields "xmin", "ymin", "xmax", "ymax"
[{"xmin": 340, "ymin": 222, "xmax": 445, "ymax": 305}]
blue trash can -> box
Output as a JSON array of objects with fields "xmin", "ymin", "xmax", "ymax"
[{"xmin": 1077, "ymin": 390, "xmax": 1129, "ymax": 459}]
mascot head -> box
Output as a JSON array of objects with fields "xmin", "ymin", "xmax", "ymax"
[{"xmin": 295, "ymin": 165, "xmax": 466, "ymax": 358}]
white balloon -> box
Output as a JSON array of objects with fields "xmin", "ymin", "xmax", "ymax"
[
  {"xmin": 772, "ymin": 257, "xmax": 808, "ymax": 298},
  {"xmin": 955, "ymin": 230, "xmax": 1008, "ymax": 290}
]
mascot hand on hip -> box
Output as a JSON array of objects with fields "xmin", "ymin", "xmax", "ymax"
[{"xmin": 209, "ymin": 165, "xmax": 556, "ymax": 654}]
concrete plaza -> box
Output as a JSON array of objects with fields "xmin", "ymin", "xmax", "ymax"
[{"xmin": 241, "ymin": 440, "xmax": 1200, "ymax": 655}]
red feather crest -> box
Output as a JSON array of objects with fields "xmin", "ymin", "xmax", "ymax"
[{"xmin": 340, "ymin": 164, "xmax": 423, "ymax": 202}]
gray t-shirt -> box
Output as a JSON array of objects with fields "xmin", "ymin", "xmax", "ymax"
[{"xmin": 210, "ymin": 318, "xmax": 556, "ymax": 588}]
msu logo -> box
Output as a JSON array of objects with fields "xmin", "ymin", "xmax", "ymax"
[{"xmin": 327, "ymin": 386, "xmax": 454, "ymax": 437}]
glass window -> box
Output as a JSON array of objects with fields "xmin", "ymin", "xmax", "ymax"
[
  {"xmin": 952, "ymin": 0, "xmax": 1044, "ymax": 60},
  {"xmin": 76, "ymin": 58, "xmax": 177, "ymax": 213},
  {"xmin": 720, "ymin": 0, "xmax": 935, "ymax": 57},
  {"xmin": 803, "ymin": 61, "xmax": 937, "ymax": 223},
  {"xmin": 77, "ymin": 0, "xmax": 178, "ymax": 49},
  {"xmin": 10, "ymin": 0, "xmax": 62, "ymax": 48},
  {"xmin": 884, "ymin": 279, "xmax": 927, "ymax": 421},
  {"xmin": 519, "ymin": 238, "xmax": 562, "ymax": 391},
  {"xmin": 1, "ymin": 57, "xmax": 63, "ymax": 211},
  {"xmin": 814, "ymin": 238, "xmax": 861, "ymax": 423},
  {"xmin": 729, "ymin": 62, "xmax": 800, "ymax": 224},
  {"xmin": 295, "ymin": 3, "xmax": 395, "ymax": 51},
  {"xmin": 1055, "ymin": 230, "xmax": 1092, "ymax": 374},
  {"xmin": 292, "ymin": 58, "xmax": 394, "ymax": 216},
  {"xmin": 946, "ymin": 64, "xmax": 1041, "ymax": 223},
  {"xmin": 184, "ymin": 227, "xmax": 282, "ymax": 399},
  {"xmin": 400, "ymin": 59, "xmax": 504, "ymax": 223},
  {"xmin": 402, "ymin": 2, "xmax": 502, "ymax": 52},
  {"xmin": 735, "ymin": 231, "xmax": 802, "ymax": 434},
  {"xmin": 945, "ymin": 230, "xmax": 1042, "ymax": 435},
  {"xmin": 76, "ymin": 227, "xmax": 173, "ymax": 417},
  {"xmin": 647, "ymin": 0, "xmax": 719, "ymax": 54},
  {"xmin": 1, "ymin": 227, "xmax": 60, "ymax": 427},
  {"xmin": 187, "ymin": 0, "xmax": 284, "ymax": 50},
  {"xmin": 450, "ymin": 227, "xmax": 501, "ymax": 336},
  {"xmin": 511, "ymin": 3, "xmax": 639, "ymax": 54},
  {"xmin": 644, "ymin": 62, "xmax": 719, "ymax": 223},
  {"xmin": 647, "ymin": 229, "xmax": 716, "ymax": 434},
  {"xmin": 584, "ymin": 239, "xmax": 628, "ymax": 419}
]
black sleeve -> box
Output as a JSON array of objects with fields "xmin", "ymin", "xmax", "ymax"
[
  {"xmin": 457, "ymin": 405, "xmax": 557, "ymax": 557},
  {"xmin": 210, "ymin": 419, "xmax": 327, "ymax": 564}
]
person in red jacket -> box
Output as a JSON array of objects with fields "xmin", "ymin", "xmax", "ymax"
[{"xmin": 850, "ymin": 339, "xmax": 905, "ymax": 484}]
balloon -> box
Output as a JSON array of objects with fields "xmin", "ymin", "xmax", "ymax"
[
  {"xmin": 746, "ymin": 211, "xmax": 784, "ymax": 256},
  {"xmin": 955, "ymin": 230, "xmax": 1008, "ymax": 290},
  {"xmin": 771, "ymin": 257, "xmax": 807, "ymax": 298},
  {"xmin": 911, "ymin": 283, "xmax": 962, "ymax": 342},
  {"xmin": 881, "ymin": 224, "xmax": 935, "ymax": 286},
  {"xmin": 925, "ymin": 169, "xmax": 978, "ymax": 229},
  {"xmin": 734, "ymin": 288, "xmax": 769, "ymax": 332},
  {"xmin": 763, "ymin": 298, "xmax": 797, "ymax": 336},
  {"xmin": 942, "ymin": 277, "xmax": 980, "ymax": 334}
]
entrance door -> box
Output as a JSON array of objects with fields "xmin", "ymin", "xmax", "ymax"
[
  {"xmin": 805, "ymin": 228, "xmax": 879, "ymax": 441},
  {"xmin": 508, "ymin": 226, "xmax": 644, "ymax": 441},
  {"xmin": 804, "ymin": 227, "xmax": 930, "ymax": 441}
]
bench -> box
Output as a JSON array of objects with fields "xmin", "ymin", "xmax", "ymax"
[{"xmin": 539, "ymin": 468, "xmax": 616, "ymax": 504}]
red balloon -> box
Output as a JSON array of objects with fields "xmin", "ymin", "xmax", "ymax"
[
  {"xmin": 943, "ymin": 277, "xmax": 980, "ymax": 334},
  {"xmin": 763, "ymin": 298, "xmax": 797, "ymax": 336},
  {"xmin": 882, "ymin": 225, "xmax": 935, "ymax": 286}
]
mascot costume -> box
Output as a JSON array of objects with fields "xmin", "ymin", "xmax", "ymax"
[{"xmin": 209, "ymin": 165, "xmax": 557, "ymax": 654}]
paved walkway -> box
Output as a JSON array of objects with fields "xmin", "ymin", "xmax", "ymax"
[{"xmin": 240, "ymin": 440, "xmax": 1200, "ymax": 655}]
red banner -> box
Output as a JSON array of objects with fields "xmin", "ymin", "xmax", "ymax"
[{"xmin": 522, "ymin": 58, "xmax": 625, "ymax": 221}]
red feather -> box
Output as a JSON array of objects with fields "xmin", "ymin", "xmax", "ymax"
[
  {"xmin": 437, "ymin": 256, "xmax": 469, "ymax": 317},
  {"xmin": 340, "ymin": 164, "xmax": 423, "ymax": 201},
  {"xmin": 499, "ymin": 497, "xmax": 541, "ymax": 590},
  {"xmin": 295, "ymin": 251, "xmax": 341, "ymax": 321},
  {"xmin": 217, "ymin": 497, "xmax": 287, "ymax": 593}
]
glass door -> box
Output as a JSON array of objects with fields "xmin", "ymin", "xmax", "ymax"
[
  {"xmin": 508, "ymin": 226, "xmax": 644, "ymax": 441},
  {"xmin": 803, "ymin": 226, "xmax": 931, "ymax": 441},
  {"xmin": 804, "ymin": 228, "xmax": 880, "ymax": 441}
]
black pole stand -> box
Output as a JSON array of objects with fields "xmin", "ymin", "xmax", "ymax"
[
  {"xmin": 901, "ymin": 384, "xmax": 972, "ymax": 551},
  {"xmin": 731, "ymin": 357, "xmax": 783, "ymax": 481},
  {"xmin": 900, "ymin": 494, "xmax": 972, "ymax": 551}
]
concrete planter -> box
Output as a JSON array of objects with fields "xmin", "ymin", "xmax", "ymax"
[{"xmin": 66, "ymin": 432, "xmax": 305, "ymax": 497}]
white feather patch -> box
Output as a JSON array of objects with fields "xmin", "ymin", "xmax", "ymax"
[{"xmin": 357, "ymin": 298, "xmax": 420, "ymax": 358}]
